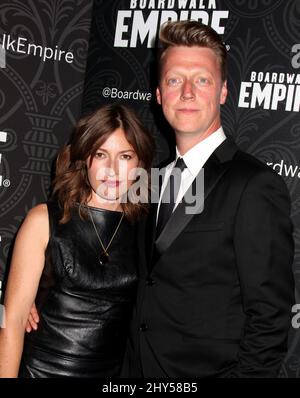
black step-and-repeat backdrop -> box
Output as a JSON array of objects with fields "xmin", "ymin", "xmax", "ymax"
[
  {"xmin": 0, "ymin": 0, "xmax": 93, "ymax": 276},
  {"xmin": 1, "ymin": 0, "xmax": 300, "ymax": 377}
]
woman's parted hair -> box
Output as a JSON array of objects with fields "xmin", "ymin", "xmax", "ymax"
[
  {"xmin": 52, "ymin": 104, "xmax": 155, "ymax": 223},
  {"xmin": 158, "ymin": 20, "xmax": 227, "ymax": 82}
]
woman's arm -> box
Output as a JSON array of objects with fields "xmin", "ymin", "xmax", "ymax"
[{"xmin": 0, "ymin": 204, "xmax": 49, "ymax": 377}]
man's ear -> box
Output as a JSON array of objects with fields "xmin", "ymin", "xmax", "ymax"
[
  {"xmin": 156, "ymin": 87, "xmax": 162, "ymax": 105},
  {"xmin": 220, "ymin": 80, "xmax": 228, "ymax": 105}
]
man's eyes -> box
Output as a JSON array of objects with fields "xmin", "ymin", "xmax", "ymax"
[
  {"xmin": 167, "ymin": 78, "xmax": 181, "ymax": 86},
  {"xmin": 197, "ymin": 77, "xmax": 209, "ymax": 85},
  {"xmin": 166, "ymin": 77, "xmax": 211, "ymax": 86}
]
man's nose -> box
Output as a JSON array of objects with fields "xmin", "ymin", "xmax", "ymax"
[{"xmin": 180, "ymin": 80, "xmax": 195, "ymax": 100}]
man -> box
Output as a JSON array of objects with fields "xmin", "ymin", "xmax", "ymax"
[
  {"xmin": 27, "ymin": 21, "xmax": 294, "ymax": 378},
  {"xmin": 122, "ymin": 20, "xmax": 294, "ymax": 378}
]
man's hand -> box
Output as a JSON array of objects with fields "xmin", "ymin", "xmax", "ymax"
[{"xmin": 25, "ymin": 303, "xmax": 39, "ymax": 332}]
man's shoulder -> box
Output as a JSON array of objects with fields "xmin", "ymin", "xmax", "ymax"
[
  {"xmin": 231, "ymin": 147, "xmax": 287, "ymax": 190},
  {"xmin": 220, "ymin": 135, "xmax": 269, "ymax": 172},
  {"xmin": 233, "ymin": 148, "xmax": 270, "ymax": 172},
  {"xmin": 214, "ymin": 135, "xmax": 280, "ymax": 181}
]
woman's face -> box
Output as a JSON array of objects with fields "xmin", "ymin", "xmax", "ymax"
[{"xmin": 86, "ymin": 128, "xmax": 139, "ymax": 206}]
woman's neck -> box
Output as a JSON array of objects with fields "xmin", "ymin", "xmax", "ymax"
[{"xmin": 87, "ymin": 195, "xmax": 122, "ymax": 212}]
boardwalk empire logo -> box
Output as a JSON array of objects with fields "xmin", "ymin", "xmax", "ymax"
[{"xmin": 114, "ymin": 0, "xmax": 229, "ymax": 47}]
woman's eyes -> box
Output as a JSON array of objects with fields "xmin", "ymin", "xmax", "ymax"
[
  {"xmin": 94, "ymin": 152, "xmax": 133, "ymax": 160},
  {"xmin": 95, "ymin": 152, "xmax": 105, "ymax": 159},
  {"xmin": 120, "ymin": 154, "xmax": 132, "ymax": 160}
]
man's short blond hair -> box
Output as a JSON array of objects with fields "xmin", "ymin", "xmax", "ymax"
[{"xmin": 158, "ymin": 20, "xmax": 227, "ymax": 82}]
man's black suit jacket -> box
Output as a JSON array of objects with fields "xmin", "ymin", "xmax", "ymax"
[{"xmin": 122, "ymin": 136, "xmax": 295, "ymax": 378}]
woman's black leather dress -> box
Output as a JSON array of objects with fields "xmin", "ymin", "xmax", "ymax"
[{"xmin": 19, "ymin": 201, "xmax": 138, "ymax": 378}]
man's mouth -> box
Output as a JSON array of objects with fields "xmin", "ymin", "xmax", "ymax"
[{"xmin": 177, "ymin": 108, "xmax": 199, "ymax": 113}]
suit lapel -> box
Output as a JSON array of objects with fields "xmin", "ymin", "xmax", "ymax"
[
  {"xmin": 144, "ymin": 165, "xmax": 167, "ymax": 272},
  {"xmin": 146, "ymin": 202, "xmax": 158, "ymax": 269},
  {"xmin": 154, "ymin": 136, "xmax": 238, "ymax": 258}
]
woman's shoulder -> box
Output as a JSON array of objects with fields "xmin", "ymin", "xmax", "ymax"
[
  {"xmin": 27, "ymin": 201, "xmax": 65, "ymax": 227},
  {"xmin": 15, "ymin": 204, "xmax": 50, "ymax": 249},
  {"xmin": 27, "ymin": 203, "xmax": 48, "ymax": 217},
  {"xmin": 25, "ymin": 203, "xmax": 49, "ymax": 228}
]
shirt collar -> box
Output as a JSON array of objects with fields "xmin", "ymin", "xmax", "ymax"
[{"xmin": 175, "ymin": 127, "xmax": 226, "ymax": 177}]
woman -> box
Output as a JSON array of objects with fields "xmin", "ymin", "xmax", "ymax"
[{"xmin": 0, "ymin": 104, "xmax": 154, "ymax": 377}]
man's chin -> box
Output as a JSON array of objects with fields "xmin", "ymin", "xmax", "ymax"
[{"xmin": 174, "ymin": 127, "xmax": 206, "ymax": 136}]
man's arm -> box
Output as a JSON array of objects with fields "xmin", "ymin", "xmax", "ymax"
[{"xmin": 232, "ymin": 170, "xmax": 294, "ymax": 377}]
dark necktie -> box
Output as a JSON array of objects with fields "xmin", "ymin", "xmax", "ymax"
[{"xmin": 156, "ymin": 157, "xmax": 187, "ymax": 237}]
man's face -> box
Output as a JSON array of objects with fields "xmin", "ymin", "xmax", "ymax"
[{"xmin": 156, "ymin": 46, "xmax": 227, "ymax": 140}]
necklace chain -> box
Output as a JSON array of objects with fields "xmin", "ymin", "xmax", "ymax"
[{"xmin": 88, "ymin": 207, "xmax": 124, "ymax": 258}]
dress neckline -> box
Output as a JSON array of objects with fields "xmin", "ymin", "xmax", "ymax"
[{"xmin": 75, "ymin": 202, "xmax": 123, "ymax": 214}]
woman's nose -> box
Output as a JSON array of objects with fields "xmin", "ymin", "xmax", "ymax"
[{"xmin": 105, "ymin": 157, "xmax": 118, "ymax": 176}]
